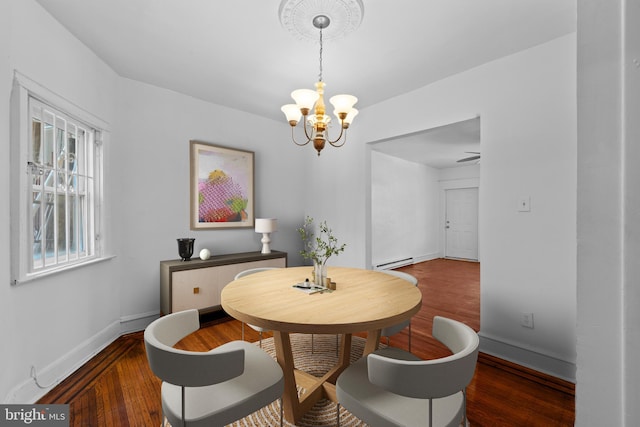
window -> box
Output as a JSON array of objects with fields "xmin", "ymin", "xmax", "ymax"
[
  {"xmin": 29, "ymin": 98, "xmax": 97, "ymax": 271},
  {"xmin": 11, "ymin": 72, "xmax": 108, "ymax": 284}
]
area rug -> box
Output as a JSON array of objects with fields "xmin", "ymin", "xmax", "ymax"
[{"xmin": 229, "ymin": 333, "xmax": 370, "ymax": 427}]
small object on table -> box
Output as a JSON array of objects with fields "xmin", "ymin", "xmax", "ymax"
[{"xmin": 293, "ymin": 280, "xmax": 326, "ymax": 294}]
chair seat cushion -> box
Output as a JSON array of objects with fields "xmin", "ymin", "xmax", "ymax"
[
  {"xmin": 162, "ymin": 341, "xmax": 283, "ymax": 427},
  {"xmin": 381, "ymin": 319, "xmax": 410, "ymax": 337},
  {"xmin": 337, "ymin": 348, "xmax": 464, "ymax": 427},
  {"xmin": 248, "ymin": 323, "xmax": 268, "ymax": 333}
]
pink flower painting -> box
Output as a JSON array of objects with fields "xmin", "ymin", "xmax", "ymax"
[
  {"xmin": 191, "ymin": 141, "xmax": 253, "ymax": 229},
  {"xmin": 198, "ymin": 169, "xmax": 248, "ymax": 222}
]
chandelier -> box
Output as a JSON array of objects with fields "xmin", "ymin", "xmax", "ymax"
[{"xmin": 280, "ymin": 15, "xmax": 359, "ymax": 156}]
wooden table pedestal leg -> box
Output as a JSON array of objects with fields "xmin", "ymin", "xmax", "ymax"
[
  {"xmin": 273, "ymin": 331, "xmax": 300, "ymax": 423},
  {"xmin": 363, "ymin": 329, "xmax": 382, "ymax": 356},
  {"xmin": 272, "ymin": 332, "xmax": 358, "ymax": 424}
]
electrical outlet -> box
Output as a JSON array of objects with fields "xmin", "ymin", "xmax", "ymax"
[{"xmin": 521, "ymin": 312, "xmax": 534, "ymax": 328}]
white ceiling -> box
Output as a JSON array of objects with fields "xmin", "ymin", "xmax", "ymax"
[
  {"xmin": 34, "ymin": 0, "xmax": 575, "ymax": 166},
  {"xmin": 372, "ymin": 117, "xmax": 481, "ymax": 169}
]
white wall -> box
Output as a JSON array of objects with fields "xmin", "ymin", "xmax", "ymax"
[
  {"xmin": 0, "ymin": 0, "xmax": 310, "ymax": 404},
  {"xmin": 352, "ymin": 35, "xmax": 578, "ymax": 380},
  {"xmin": 112, "ymin": 78, "xmax": 309, "ymax": 323},
  {"xmin": 622, "ymin": 0, "xmax": 640, "ymax": 421},
  {"xmin": 0, "ymin": 0, "xmax": 13, "ymax": 405},
  {"xmin": 370, "ymin": 153, "xmax": 480, "ymax": 268},
  {"xmin": 2, "ymin": 0, "xmax": 120, "ymax": 403},
  {"xmin": 371, "ymin": 151, "xmax": 440, "ymax": 268},
  {"xmin": 576, "ymin": 0, "xmax": 640, "ymax": 424},
  {"xmin": 303, "ymin": 130, "xmax": 370, "ymax": 268}
]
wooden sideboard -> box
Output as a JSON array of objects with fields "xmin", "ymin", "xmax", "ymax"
[{"xmin": 160, "ymin": 250, "xmax": 287, "ymax": 314}]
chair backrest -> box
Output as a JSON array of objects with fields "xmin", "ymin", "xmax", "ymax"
[
  {"xmin": 144, "ymin": 309, "xmax": 245, "ymax": 387},
  {"xmin": 379, "ymin": 269, "xmax": 419, "ymax": 286},
  {"xmin": 367, "ymin": 316, "xmax": 479, "ymax": 399},
  {"xmin": 234, "ymin": 267, "xmax": 279, "ymax": 280}
]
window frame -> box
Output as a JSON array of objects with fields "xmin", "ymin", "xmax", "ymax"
[{"xmin": 10, "ymin": 71, "xmax": 110, "ymax": 285}]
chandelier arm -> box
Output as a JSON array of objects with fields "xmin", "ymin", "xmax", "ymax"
[
  {"xmin": 327, "ymin": 121, "xmax": 347, "ymax": 147},
  {"xmin": 290, "ymin": 125, "xmax": 311, "ymax": 147},
  {"xmin": 328, "ymin": 132, "xmax": 347, "ymax": 148},
  {"xmin": 301, "ymin": 114, "xmax": 314, "ymax": 141}
]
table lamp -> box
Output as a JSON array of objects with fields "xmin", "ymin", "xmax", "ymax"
[{"xmin": 255, "ymin": 218, "xmax": 277, "ymax": 254}]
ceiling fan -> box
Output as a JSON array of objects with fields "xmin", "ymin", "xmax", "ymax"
[{"xmin": 456, "ymin": 151, "xmax": 481, "ymax": 163}]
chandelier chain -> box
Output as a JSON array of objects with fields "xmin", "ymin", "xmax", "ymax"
[{"xmin": 318, "ymin": 26, "xmax": 323, "ymax": 82}]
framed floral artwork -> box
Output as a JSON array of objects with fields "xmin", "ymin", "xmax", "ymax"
[{"xmin": 189, "ymin": 141, "xmax": 254, "ymax": 229}]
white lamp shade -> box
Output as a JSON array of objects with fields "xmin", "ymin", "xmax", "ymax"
[
  {"xmin": 255, "ymin": 218, "xmax": 277, "ymax": 233},
  {"xmin": 291, "ymin": 89, "xmax": 319, "ymax": 110},
  {"xmin": 281, "ymin": 104, "xmax": 302, "ymax": 123},
  {"xmin": 343, "ymin": 108, "xmax": 359, "ymax": 125},
  {"xmin": 329, "ymin": 94, "xmax": 358, "ymax": 114}
]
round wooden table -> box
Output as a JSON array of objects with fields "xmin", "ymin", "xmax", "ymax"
[{"xmin": 221, "ymin": 266, "xmax": 422, "ymax": 423}]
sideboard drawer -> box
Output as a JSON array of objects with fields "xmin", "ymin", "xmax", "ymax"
[
  {"xmin": 160, "ymin": 251, "xmax": 287, "ymax": 314},
  {"xmin": 172, "ymin": 268, "xmax": 221, "ymax": 312}
]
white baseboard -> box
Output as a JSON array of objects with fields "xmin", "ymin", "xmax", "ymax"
[
  {"xmin": 413, "ymin": 252, "xmax": 441, "ymax": 264},
  {"xmin": 5, "ymin": 311, "xmax": 160, "ymax": 404},
  {"xmin": 119, "ymin": 310, "xmax": 159, "ymax": 335},
  {"xmin": 373, "ymin": 252, "xmax": 441, "ymax": 270},
  {"xmin": 479, "ymin": 332, "xmax": 576, "ymax": 383},
  {"xmin": 6, "ymin": 320, "xmax": 122, "ymax": 404}
]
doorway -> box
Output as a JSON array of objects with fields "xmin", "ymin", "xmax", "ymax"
[{"xmin": 445, "ymin": 187, "xmax": 479, "ymax": 261}]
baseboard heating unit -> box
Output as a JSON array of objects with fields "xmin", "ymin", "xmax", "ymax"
[{"xmin": 374, "ymin": 258, "xmax": 413, "ymax": 270}]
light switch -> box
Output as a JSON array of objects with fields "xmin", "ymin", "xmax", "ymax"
[{"xmin": 518, "ymin": 196, "xmax": 531, "ymax": 212}]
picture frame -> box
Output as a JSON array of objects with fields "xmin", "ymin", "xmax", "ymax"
[{"xmin": 190, "ymin": 140, "xmax": 255, "ymax": 230}]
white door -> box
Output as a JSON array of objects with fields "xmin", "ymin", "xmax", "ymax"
[{"xmin": 445, "ymin": 187, "xmax": 479, "ymax": 260}]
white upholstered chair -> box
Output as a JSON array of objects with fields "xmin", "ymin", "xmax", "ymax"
[
  {"xmin": 234, "ymin": 267, "xmax": 281, "ymax": 347},
  {"xmin": 336, "ymin": 316, "xmax": 479, "ymax": 427},
  {"xmin": 144, "ymin": 309, "xmax": 284, "ymax": 427},
  {"xmin": 379, "ymin": 269, "xmax": 419, "ymax": 351}
]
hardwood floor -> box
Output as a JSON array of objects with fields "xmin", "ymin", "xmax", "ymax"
[{"xmin": 38, "ymin": 258, "xmax": 575, "ymax": 426}]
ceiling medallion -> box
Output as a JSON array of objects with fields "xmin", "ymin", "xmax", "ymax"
[{"xmin": 278, "ymin": 0, "xmax": 364, "ymax": 42}]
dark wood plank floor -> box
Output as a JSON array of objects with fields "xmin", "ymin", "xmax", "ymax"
[{"xmin": 38, "ymin": 258, "xmax": 575, "ymax": 426}]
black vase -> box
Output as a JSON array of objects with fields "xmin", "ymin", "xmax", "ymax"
[{"xmin": 177, "ymin": 238, "xmax": 195, "ymax": 261}]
